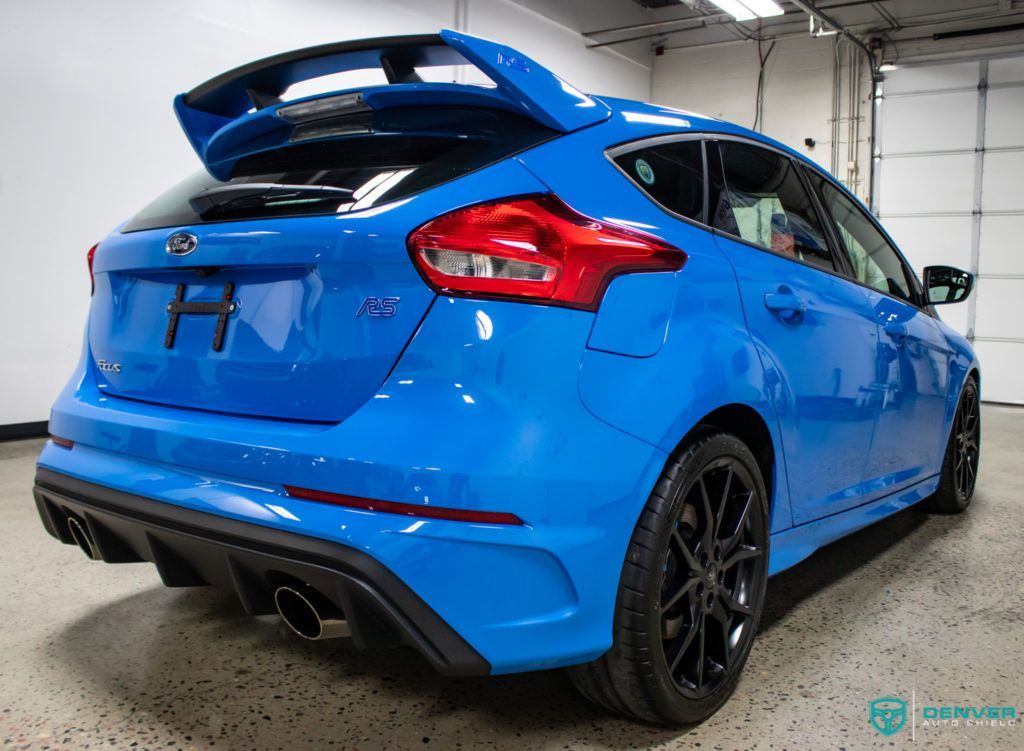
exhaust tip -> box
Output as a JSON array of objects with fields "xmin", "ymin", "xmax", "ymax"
[
  {"xmin": 66, "ymin": 517, "xmax": 99, "ymax": 560},
  {"xmin": 274, "ymin": 585, "xmax": 350, "ymax": 641}
]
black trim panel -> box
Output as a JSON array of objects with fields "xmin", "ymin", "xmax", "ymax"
[
  {"xmin": 32, "ymin": 468, "xmax": 489, "ymax": 677},
  {"xmin": 0, "ymin": 421, "xmax": 48, "ymax": 442}
]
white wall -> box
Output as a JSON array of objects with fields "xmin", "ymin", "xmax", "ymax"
[
  {"xmin": 0, "ymin": 0, "xmax": 650, "ymax": 426},
  {"xmin": 651, "ymin": 35, "xmax": 873, "ymax": 201}
]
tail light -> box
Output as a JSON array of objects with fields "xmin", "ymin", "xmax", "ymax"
[
  {"xmin": 87, "ymin": 243, "xmax": 99, "ymax": 296},
  {"xmin": 407, "ymin": 194, "xmax": 686, "ymax": 310}
]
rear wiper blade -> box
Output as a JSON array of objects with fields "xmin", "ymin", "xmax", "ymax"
[{"xmin": 188, "ymin": 183, "xmax": 353, "ymax": 215}]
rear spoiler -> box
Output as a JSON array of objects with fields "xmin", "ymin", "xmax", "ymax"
[{"xmin": 174, "ymin": 29, "xmax": 610, "ymax": 178}]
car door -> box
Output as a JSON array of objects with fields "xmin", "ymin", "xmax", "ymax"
[
  {"xmin": 807, "ymin": 171, "xmax": 950, "ymax": 499},
  {"xmin": 708, "ymin": 139, "xmax": 881, "ymax": 525}
]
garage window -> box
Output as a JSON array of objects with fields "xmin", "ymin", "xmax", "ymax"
[{"xmin": 612, "ymin": 140, "xmax": 705, "ymax": 222}]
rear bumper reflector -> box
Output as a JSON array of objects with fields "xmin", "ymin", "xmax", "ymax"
[{"xmin": 284, "ymin": 485, "xmax": 524, "ymax": 526}]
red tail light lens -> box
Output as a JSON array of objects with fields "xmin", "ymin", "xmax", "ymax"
[
  {"xmin": 87, "ymin": 243, "xmax": 99, "ymax": 296},
  {"xmin": 407, "ymin": 194, "xmax": 686, "ymax": 310}
]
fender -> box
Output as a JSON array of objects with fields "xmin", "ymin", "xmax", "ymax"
[
  {"xmin": 576, "ymin": 251, "xmax": 793, "ymax": 535},
  {"xmin": 517, "ymin": 129, "xmax": 793, "ymax": 533},
  {"xmin": 935, "ymin": 316, "xmax": 982, "ymax": 439}
]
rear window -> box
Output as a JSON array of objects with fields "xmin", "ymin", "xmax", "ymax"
[{"xmin": 123, "ymin": 106, "xmax": 554, "ymax": 232}]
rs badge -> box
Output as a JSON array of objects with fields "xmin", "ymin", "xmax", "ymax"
[{"xmin": 357, "ymin": 297, "xmax": 400, "ymax": 317}]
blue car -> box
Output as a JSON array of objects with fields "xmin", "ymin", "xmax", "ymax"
[{"xmin": 34, "ymin": 30, "xmax": 980, "ymax": 724}]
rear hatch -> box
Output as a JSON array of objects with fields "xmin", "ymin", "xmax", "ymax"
[{"xmin": 88, "ymin": 106, "xmax": 554, "ymax": 421}]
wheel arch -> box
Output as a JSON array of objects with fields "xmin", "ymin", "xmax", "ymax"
[
  {"xmin": 942, "ymin": 357, "xmax": 982, "ymax": 441},
  {"xmin": 665, "ymin": 402, "xmax": 780, "ymax": 531}
]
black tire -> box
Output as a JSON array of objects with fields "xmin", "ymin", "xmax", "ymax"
[
  {"xmin": 926, "ymin": 377, "xmax": 980, "ymax": 513},
  {"xmin": 568, "ymin": 431, "xmax": 769, "ymax": 725}
]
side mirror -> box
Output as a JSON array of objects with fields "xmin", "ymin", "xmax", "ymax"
[{"xmin": 923, "ymin": 265, "xmax": 973, "ymax": 305}]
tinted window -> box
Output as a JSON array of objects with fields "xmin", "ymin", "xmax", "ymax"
[
  {"xmin": 812, "ymin": 175, "xmax": 914, "ymax": 302},
  {"xmin": 713, "ymin": 142, "xmax": 833, "ymax": 272},
  {"xmin": 613, "ymin": 140, "xmax": 704, "ymax": 221},
  {"xmin": 123, "ymin": 107, "xmax": 553, "ymax": 232}
]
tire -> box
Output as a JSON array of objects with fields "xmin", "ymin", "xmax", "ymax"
[
  {"xmin": 925, "ymin": 377, "xmax": 980, "ymax": 514},
  {"xmin": 568, "ymin": 431, "xmax": 770, "ymax": 725}
]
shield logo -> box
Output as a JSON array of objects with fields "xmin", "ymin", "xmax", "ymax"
[{"xmin": 870, "ymin": 697, "xmax": 908, "ymax": 736}]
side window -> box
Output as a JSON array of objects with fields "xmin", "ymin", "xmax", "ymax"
[
  {"xmin": 712, "ymin": 141, "xmax": 833, "ymax": 272},
  {"xmin": 811, "ymin": 175, "xmax": 914, "ymax": 302},
  {"xmin": 613, "ymin": 140, "xmax": 704, "ymax": 222}
]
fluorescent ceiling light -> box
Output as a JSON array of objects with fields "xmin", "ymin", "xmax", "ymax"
[
  {"xmin": 708, "ymin": 0, "xmax": 784, "ymax": 22},
  {"xmin": 742, "ymin": 0, "xmax": 785, "ymax": 17}
]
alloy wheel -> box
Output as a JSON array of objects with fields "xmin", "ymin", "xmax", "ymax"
[
  {"xmin": 954, "ymin": 387, "xmax": 980, "ymax": 500},
  {"xmin": 659, "ymin": 457, "xmax": 766, "ymax": 699}
]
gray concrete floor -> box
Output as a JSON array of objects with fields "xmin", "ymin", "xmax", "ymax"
[{"xmin": 1, "ymin": 406, "xmax": 1022, "ymax": 750}]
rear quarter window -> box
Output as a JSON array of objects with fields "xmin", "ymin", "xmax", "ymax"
[{"xmin": 612, "ymin": 140, "xmax": 705, "ymax": 222}]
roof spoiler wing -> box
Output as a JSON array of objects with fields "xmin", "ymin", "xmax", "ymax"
[{"xmin": 174, "ymin": 29, "xmax": 609, "ymax": 176}]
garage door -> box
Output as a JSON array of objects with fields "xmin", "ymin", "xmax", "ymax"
[{"xmin": 874, "ymin": 57, "xmax": 1024, "ymax": 404}]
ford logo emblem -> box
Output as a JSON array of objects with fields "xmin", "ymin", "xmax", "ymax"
[{"xmin": 166, "ymin": 232, "xmax": 198, "ymax": 256}]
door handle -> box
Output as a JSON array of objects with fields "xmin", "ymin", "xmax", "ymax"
[
  {"xmin": 884, "ymin": 321, "xmax": 908, "ymax": 343},
  {"xmin": 764, "ymin": 292, "xmax": 806, "ymax": 321}
]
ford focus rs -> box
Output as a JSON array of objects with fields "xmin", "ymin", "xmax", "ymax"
[{"xmin": 34, "ymin": 30, "xmax": 980, "ymax": 724}]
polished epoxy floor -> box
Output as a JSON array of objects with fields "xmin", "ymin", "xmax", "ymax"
[{"xmin": 2, "ymin": 406, "xmax": 1022, "ymax": 750}]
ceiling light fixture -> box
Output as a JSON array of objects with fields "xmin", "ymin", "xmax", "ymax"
[{"xmin": 708, "ymin": 0, "xmax": 784, "ymax": 22}]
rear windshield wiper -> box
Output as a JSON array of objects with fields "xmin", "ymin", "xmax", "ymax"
[{"xmin": 188, "ymin": 183, "xmax": 354, "ymax": 216}]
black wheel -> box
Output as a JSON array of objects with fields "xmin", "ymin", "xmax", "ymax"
[
  {"xmin": 568, "ymin": 431, "xmax": 769, "ymax": 725},
  {"xmin": 926, "ymin": 377, "xmax": 980, "ymax": 513}
]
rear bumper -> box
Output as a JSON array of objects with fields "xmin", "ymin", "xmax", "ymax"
[
  {"xmin": 34, "ymin": 467, "xmax": 488, "ymax": 676},
  {"xmin": 42, "ymin": 298, "xmax": 670, "ymax": 672}
]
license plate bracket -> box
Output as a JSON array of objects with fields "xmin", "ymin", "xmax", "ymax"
[{"xmin": 164, "ymin": 282, "xmax": 237, "ymax": 352}]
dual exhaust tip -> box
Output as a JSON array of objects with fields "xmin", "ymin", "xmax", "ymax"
[{"xmin": 65, "ymin": 517, "xmax": 349, "ymax": 642}]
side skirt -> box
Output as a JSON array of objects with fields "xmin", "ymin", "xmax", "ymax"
[{"xmin": 767, "ymin": 474, "xmax": 940, "ymax": 576}]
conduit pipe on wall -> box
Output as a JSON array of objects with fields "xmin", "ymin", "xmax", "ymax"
[{"xmin": 789, "ymin": 0, "xmax": 878, "ymax": 208}]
